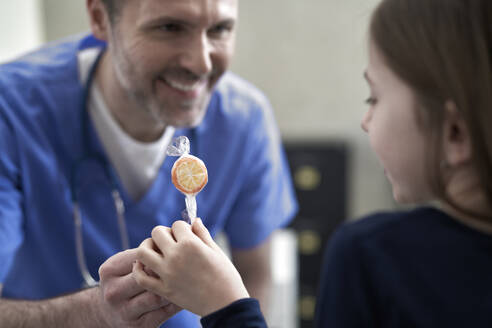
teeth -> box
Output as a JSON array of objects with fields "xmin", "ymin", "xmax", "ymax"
[{"xmin": 164, "ymin": 78, "xmax": 203, "ymax": 92}]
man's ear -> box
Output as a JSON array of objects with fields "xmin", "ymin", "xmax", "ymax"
[
  {"xmin": 86, "ymin": 0, "xmax": 111, "ymax": 41},
  {"xmin": 442, "ymin": 101, "xmax": 472, "ymax": 167}
]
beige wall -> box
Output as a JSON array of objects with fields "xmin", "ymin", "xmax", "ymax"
[
  {"xmin": 39, "ymin": 0, "xmax": 395, "ymax": 219},
  {"xmin": 230, "ymin": 1, "xmax": 395, "ymax": 219},
  {"xmin": 43, "ymin": 0, "xmax": 89, "ymax": 42},
  {"xmin": 0, "ymin": 0, "xmax": 44, "ymax": 63}
]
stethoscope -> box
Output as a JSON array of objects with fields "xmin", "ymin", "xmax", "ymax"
[
  {"xmin": 70, "ymin": 48, "xmax": 129, "ymax": 288},
  {"xmin": 70, "ymin": 47, "xmax": 199, "ymax": 288}
]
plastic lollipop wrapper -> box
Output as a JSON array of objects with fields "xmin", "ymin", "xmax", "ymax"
[{"xmin": 167, "ymin": 136, "xmax": 208, "ymax": 224}]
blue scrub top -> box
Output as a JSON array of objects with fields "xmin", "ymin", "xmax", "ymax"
[{"xmin": 0, "ymin": 34, "xmax": 298, "ymax": 327}]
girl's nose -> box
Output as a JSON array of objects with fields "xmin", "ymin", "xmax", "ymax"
[{"xmin": 361, "ymin": 108, "xmax": 371, "ymax": 133}]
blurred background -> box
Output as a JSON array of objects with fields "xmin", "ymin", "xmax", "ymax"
[{"xmin": 0, "ymin": 1, "xmax": 397, "ymax": 327}]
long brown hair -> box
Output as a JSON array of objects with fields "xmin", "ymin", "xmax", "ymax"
[{"xmin": 370, "ymin": 0, "xmax": 492, "ymax": 218}]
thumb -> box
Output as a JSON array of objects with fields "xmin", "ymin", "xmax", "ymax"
[{"xmin": 192, "ymin": 218, "xmax": 220, "ymax": 250}]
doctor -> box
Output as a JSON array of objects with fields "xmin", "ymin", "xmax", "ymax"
[{"xmin": 0, "ymin": 0, "xmax": 297, "ymax": 327}]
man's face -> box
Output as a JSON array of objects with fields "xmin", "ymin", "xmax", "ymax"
[{"xmin": 105, "ymin": 0, "xmax": 238, "ymax": 128}]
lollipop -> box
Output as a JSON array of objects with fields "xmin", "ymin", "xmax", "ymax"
[
  {"xmin": 171, "ymin": 155, "xmax": 208, "ymax": 195},
  {"xmin": 167, "ymin": 136, "xmax": 208, "ymax": 222}
]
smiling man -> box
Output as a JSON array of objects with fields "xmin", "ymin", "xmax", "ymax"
[
  {"xmin": 96, "ymin": 0, "xmax": 235, "ymax": 139},
  {"xmin": 0, "ymin": 0, "xmax": 297, "ymax": 327}
]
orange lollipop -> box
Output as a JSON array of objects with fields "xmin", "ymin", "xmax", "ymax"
[{"xmin": 171, "ymin": 154, "xmax": 208, "ymax": 195}]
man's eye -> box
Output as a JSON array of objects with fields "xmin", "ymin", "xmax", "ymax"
[
  {"xmin": 209, "ymin": 24, "xmax": 233, "ymax": 36},
  {"xmin": 160, "ymin": 23, "xmax": 182, "ymax": 33}
]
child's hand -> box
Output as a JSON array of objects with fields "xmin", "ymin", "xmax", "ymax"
[{"xmin": 132, "ymin": 218, "xmax": 250, "ymax": 317}]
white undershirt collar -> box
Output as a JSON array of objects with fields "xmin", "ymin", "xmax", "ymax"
[{"xmin": 78, "ymin": 48, "xmax": 175, "ymax": 201}]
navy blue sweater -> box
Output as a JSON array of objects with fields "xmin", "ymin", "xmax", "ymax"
[{"xmin": 202, "ymin": 207, "xmax": 492, "ymax": 327}]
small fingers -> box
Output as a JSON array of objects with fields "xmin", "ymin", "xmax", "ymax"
[
  {"xmin": 135, "ymin": 238, "xmax": 164, "ymax": 277},
  {"xmin": 151, "ymin": 225, "xmax": 176, "ymax": 251},
  {"xmin": 192, "ymin": 218, "xmax": 218, "ymax": 249},
  {"xmin": 132, "ymin": 261, "xmax": 163, "ymax": 294},
  {"xmin": 171, "ymin": 220, "xmax": 194, "ymax": 242},
  {"xmin": 139, "ymin": 237, "xmax": 154, "ymax": 250},
  {"xmin": 139, "ymin": 237, "xmax": 163, "ymax": 255}
]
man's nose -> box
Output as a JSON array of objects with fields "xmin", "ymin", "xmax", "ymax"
[{"xmin": 180, "ymin": 33, "xmax": 213, "ymax": 77}]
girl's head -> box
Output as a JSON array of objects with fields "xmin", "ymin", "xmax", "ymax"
[{"xmin": 363, "ymin": 0, "xmax": 492, "ymax": 214}]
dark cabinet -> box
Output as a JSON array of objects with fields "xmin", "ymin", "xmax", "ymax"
[{"xmin": 285, "ymin": 142, "xmax": 348, "ymax": 328}]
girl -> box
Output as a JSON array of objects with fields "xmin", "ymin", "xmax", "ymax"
[{"xmin": 132, "ymin": 0, "xmax": 492, "ymax": 326}]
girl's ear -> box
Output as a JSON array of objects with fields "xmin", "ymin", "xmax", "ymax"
[
  {"xmin": 442, "ymin": 101, "xmax": 472, "ymax": 167},
  {"xmin": 86, "ymin": 0, "xmax": 111, "ymax": 41}
]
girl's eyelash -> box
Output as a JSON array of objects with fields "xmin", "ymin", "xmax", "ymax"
[{"xmin": 365, "ymin": 97, "xmax": 377, "ymax": 105}]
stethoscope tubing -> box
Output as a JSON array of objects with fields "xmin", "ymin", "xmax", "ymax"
[
  {"xmin": 71, "ymin": 47, "xmax": 129, "ymax": 288},
  {"xmin": 71, "ymin": 46, "xmax": 199, "ymax": 287}
]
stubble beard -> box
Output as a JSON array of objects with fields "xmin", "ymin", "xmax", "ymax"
[
  {"xmin": 137, "ymin": 85, "xmax": 212, "ymax": 129},
  {"xmin": 112, "ymin": 51, "xmax": 214, "ymax": 129}
]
